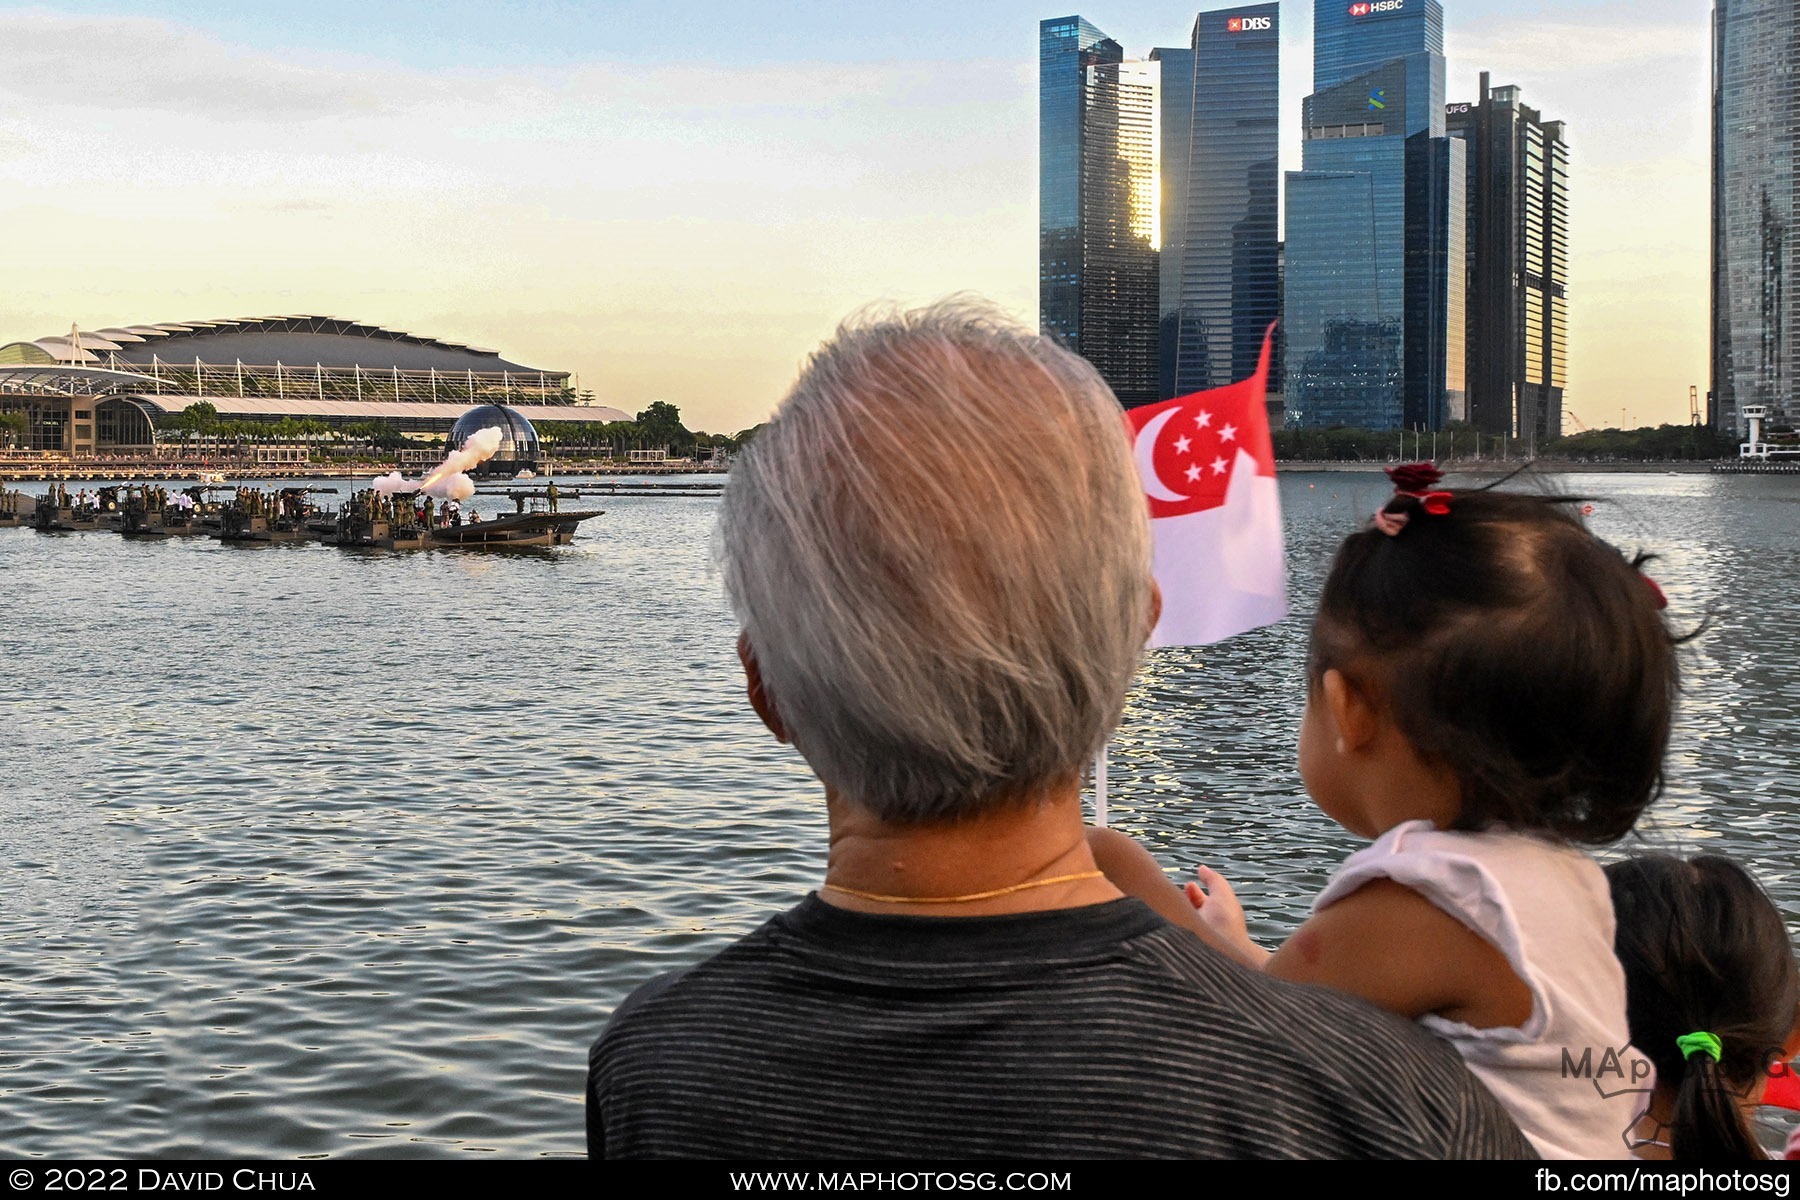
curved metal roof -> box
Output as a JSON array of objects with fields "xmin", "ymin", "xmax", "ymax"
[
  {"xmin": 0, "ymin": 364, "xmax": 169, "ymax": 397},
  {"xmin": 124, "ymin": 393, "xmax": 630, "ymax": 424},
  {"xmin": 19, "ymin": 314, "xmax": 554, "ymax": 367}
]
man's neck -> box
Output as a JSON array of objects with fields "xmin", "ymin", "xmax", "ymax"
[{"xmin": 819, "ymin": 779, "xmax": 1123, "ymax": 917}]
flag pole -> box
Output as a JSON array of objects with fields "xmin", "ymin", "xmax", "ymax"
[{"xmin": 1093, "ymin": 745, "xmax": 1109, "ymax": 827}]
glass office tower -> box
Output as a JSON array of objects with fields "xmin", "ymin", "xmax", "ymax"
[
  {"xmin": 1314, "ymin": 0, "xmax": 1442, "ymax": 92},
  {"xmin": 1040, "ymin": 16, "xmax": 1161, "ymax": 407},
  {"xmin": 1284, "ymin": 0, "xmax": 1460, "ymax": 430},
  {"xmin": 1448, "ymin": 75, "xmax": 1569, "ymax": 444},
  {"xmin": 1711, "ymin": 0, "xmax": 1798, "ymax": 433},
  {"xmin": 1155, "ymin": 4, "xmax": 1280, "ymax": 399}
]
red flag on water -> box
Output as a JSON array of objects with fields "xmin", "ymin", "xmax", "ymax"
[{"xmin": 1125, "ymin": 325, "xmax": 1286, "ymax": 647}]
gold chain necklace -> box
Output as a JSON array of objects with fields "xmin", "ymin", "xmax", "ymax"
[{"xmin": 819, "ymin": 870, "xmax": 1105, "ymax": 905}]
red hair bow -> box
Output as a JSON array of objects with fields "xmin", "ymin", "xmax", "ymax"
[
  {"xmin": 1385, "ymin": 462, "xmax": 1443, "ymax": 493},
  {"xmin": 1374, "ymin": 462, "xmax": 1453, "ymax": 536}
]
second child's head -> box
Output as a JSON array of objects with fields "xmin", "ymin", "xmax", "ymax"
[
  {"xmin": 1608, "ymin": 854, "xmax": 1800, "ymax": 1160},
  {"xmin": 1304, "ymin": 465, "xmax": 1679, "ymax": 845}
]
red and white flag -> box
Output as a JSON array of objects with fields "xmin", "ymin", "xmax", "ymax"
[{"xmin": 1125, "ymin": 327, "xmax": 1286, "ymax": 647}]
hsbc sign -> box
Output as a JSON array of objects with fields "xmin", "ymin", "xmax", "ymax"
[
  {"xmin": 1348, "ymin": 0, "xmax": 1405, "ymax": 14},
  {"xmin": 1227, "ymin": 15, "xmax": 1274, "ymax": 31}
]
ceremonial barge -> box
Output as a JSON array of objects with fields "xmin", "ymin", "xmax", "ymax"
[{"xmin": 4, "ymin": 483, "xmax": 602, "ymax": 549}]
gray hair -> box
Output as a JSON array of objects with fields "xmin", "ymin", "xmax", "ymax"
[{"xmin": 718, "ymin": 297, "xmax": 1151, "ymax": 824}]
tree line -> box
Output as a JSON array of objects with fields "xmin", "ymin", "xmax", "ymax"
[{"xmin": 1273, "ymin": 421, "xmax": 1742, "ymax": 462}]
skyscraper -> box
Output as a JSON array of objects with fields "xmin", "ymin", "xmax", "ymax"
[
  {"xmin": 1449, "ymin": 75, "xmax": 1570, "ymax": 445},
  {"xmin": 1711, "ymin": 0, "xmax": 1798, "ymax": 433},
  {"xmin": 1040, "ymin": 16, "xmax": 1161, "ymax": 407},
  {"xmin": 1155, "ymin": 4, "xmax": 1281, "ymax": 399},
  {"xmin": 1284, "ymin": 0, "xmax": 1463, "ymax": 431}
]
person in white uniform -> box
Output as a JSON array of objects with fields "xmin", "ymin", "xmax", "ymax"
[{"xmin": 1094, "ymin": 464, "xmax": 1681, "ymax": 1158}]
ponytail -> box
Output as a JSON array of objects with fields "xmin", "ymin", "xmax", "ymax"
[{"xmin": 1668, "ymin": 1042, "xmax": 1765, "ymax": 1161}]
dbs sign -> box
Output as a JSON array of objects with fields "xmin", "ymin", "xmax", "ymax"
[{"xmin": 1227, "ymin": 15, "xmax": 1273, "ymax": 31}]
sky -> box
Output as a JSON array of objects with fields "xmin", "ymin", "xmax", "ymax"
[{"xmin": 0, "ymin": 0, "xmax": 1713, "ymax": 433}]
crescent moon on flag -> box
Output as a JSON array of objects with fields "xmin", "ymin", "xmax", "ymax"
[{"xmin": 1133, "ymin": 408, "xmax": 1189, "ymax": 502}]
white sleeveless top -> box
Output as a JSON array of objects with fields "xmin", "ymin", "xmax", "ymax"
[{"xmin": 1314, "ymin": 819, "xmax": 1652, "ymax": 1160}]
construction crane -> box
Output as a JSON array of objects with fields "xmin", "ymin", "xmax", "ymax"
[
  {"xmin": 1565, "ymin": 409, "xmax": 1590, "ymax": 434},
  {"xmin": 1690, "ymin": 385, "xmax": 1702, "ymax": 426}
]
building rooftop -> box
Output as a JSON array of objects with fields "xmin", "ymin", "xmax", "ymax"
[{"xmin": 2, "ymin": 315, "xmax": 557, "ymax": 376}]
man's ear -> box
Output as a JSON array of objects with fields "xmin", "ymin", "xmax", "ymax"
[
  {"xmin": 738, "ymin": 632, "xmax": 790, "ymax": 744},
  {"xmin": 1321, "ymin": 668, "xmax": 1380, "ymax": 753},
  {"xmin": 1146, "ymin": 578, "xmax": 1163, "ymax": 642}
]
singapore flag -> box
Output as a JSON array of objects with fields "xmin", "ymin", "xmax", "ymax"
[{"xmin": 1125, "ymin": 327, "xmax": 1286, "ymax": 647}]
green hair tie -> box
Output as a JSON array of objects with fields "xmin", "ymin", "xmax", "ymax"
[{"xmin": 1676, "ymin": 1032, "xmax": 1722, "ymax": 1063}]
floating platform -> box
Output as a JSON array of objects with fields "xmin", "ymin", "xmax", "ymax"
[
  {"xmin": 427, "ymin": 510, "xmax": 602, "ymax": 546},
  {"xmin": 1712, "ymin": 461, "xmax": 1800, "ymax": 474},
  {"xmin": 17, "ymin": 494, "xmax": 603, "ymax": 550},
  {"xmin": 316, "ymin": 508, "xmax": 603, "ymax": 549}
]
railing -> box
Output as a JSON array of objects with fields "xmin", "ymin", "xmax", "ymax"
[{"xmin": 104, "ymin": 358, "xmax": 576, "ymax": 407}]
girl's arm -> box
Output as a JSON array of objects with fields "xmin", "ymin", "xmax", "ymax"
[
  {"xmin": 1264, "ymin": 879, "xmax": 1534, "ymax": 1029},
  {"xmin": 1085, "ymin": 827, "xmax": 1259, "ymax": 962}
]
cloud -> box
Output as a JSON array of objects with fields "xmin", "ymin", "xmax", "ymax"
[
  {"xmin": 0, "ymin": 10, "xmax": 391, "ymax": 121},
  {"xmin": 1450, "ymin": 21, "xmax": 1700, "ymax": 73},
  {"xmin": 0, "ymin": 8, "xmax": 1027, "ymax": 134}
]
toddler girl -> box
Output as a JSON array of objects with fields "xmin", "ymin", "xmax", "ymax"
[
  {"xmin": 1094, "ymin": 464, "xmax": 1681, "ymax": 1158},
  {"xmin": 1606, "ymin": 853, "xmax": 1800, "ymax": 1160}
]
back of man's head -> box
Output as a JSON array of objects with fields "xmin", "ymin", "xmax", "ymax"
[{"xmin": 719, "ymin": 297, "xmax": 1150, "ymax": 825}]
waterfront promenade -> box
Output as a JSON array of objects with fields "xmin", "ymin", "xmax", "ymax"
[{"xmin": 0, "ymin": 455, "xmax": 728, "ymax": 482}]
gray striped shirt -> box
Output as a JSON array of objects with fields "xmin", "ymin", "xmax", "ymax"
[{"xmin": 588, "ymin": 896, "xmax": 1535, "ymax": 1159}]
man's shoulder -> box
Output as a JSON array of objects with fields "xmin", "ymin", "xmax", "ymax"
[{"xmin": 593, "ymin": 919, "xmax": 767, "ymax": 1021}]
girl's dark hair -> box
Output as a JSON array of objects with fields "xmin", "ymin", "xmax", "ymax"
[
  {"xmin": 1312, "ymin": 485, "xmax": 1680, "ymax": 843},
  {"xmin": 1607, "ymin": 854, "xmax": 1799, "ymax": 1161}
]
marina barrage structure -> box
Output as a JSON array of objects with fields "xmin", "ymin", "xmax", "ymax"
[{"xmin": 0, "ymin": 315, "xmax": 628, "ymax": 458}]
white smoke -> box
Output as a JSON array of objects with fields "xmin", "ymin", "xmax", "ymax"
[
  {"xmin": 419, "ymin": 427, "xmax": 502, "ymax": 494},
  {"xmin": 430, "ymin": 473, "xmax": 476, "ymax": 501},
  {"xmin": 371, "ymin": 427, "xmax": 504, "ymax": 499}
]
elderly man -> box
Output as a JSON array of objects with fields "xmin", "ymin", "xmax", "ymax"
[{"xmin": 587, "ymin": 300, "xmax": 1531, "ymax": 1158}]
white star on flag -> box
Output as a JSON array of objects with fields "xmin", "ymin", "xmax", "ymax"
[{"xmin": 1122, "ymin": 324, "xmax": 1287, "ymax": 650}]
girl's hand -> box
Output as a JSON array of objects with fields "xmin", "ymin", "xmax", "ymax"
[{"xmin": 1185, "ymin": 866, "xmax": 1268, "ymax": 967}]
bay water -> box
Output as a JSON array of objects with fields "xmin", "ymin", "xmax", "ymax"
[{"xmin": 2, "ymin": 470, "xmax": 1795, "ymax": 1157}]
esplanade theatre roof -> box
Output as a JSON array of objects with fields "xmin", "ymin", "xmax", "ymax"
[{"xmin": 0, "ymin": 315, "xmax": 562, "ymax": 377}]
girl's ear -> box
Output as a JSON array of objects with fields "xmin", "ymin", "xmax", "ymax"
[{"xmin": 1322, "ymin": 668, "xmax": 1381, "ymax": 753}]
